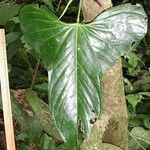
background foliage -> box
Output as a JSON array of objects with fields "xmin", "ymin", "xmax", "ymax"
[{"xmin": 0, "ymin": 0, "xmax": 149, "ymax": 149}]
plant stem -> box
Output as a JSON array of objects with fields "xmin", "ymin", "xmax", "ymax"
[
  {"xmin": 56, "ymin": 0, "xmax": 62, "ymax": 12},
  {"xmin": 77, "ymin": 0, "xmax": 83, "ymax": 23},
  {"xmin": 31, "ymin": 58, "xmax": 40, "ymax": 89},
  {"xmin": 58, "ymin": 0, "xmax": 73, "ymax": 20}
]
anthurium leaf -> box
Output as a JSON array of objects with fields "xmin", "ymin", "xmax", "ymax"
[
  {"xmin": 90, "ymin": 4, "xmax": 147, "ymax": 72},
  {"xmin": 19, "ymin": 3, "xmax": 147, "ymax": 148}
]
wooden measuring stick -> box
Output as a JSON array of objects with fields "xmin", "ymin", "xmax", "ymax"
[{"xmin": 0, "ymin": 29, "xmax": 16, "ymax": 150}]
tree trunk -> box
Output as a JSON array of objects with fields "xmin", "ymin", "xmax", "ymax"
[{"xmin": 81, "ymin": 0, "xmax": 128, "ymax": 149}]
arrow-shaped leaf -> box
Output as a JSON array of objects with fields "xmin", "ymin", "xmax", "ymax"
[{"xmin": 19, "ymin": 4, "xmax": 147, "ymax": 148}]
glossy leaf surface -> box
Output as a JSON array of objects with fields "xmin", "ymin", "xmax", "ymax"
[{"xmin": 19, "ymin": 4, "xmax": 147, "ymax": 148}]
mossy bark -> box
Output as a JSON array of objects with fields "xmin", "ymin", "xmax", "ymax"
[{"xmin": 81, "ymin": 0, "xmax": 128, "ymax": 149}]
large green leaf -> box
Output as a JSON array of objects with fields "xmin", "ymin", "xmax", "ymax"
[{"xmin": 19, "ymin": 4, "xmax": 147, "ymax": 148}]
